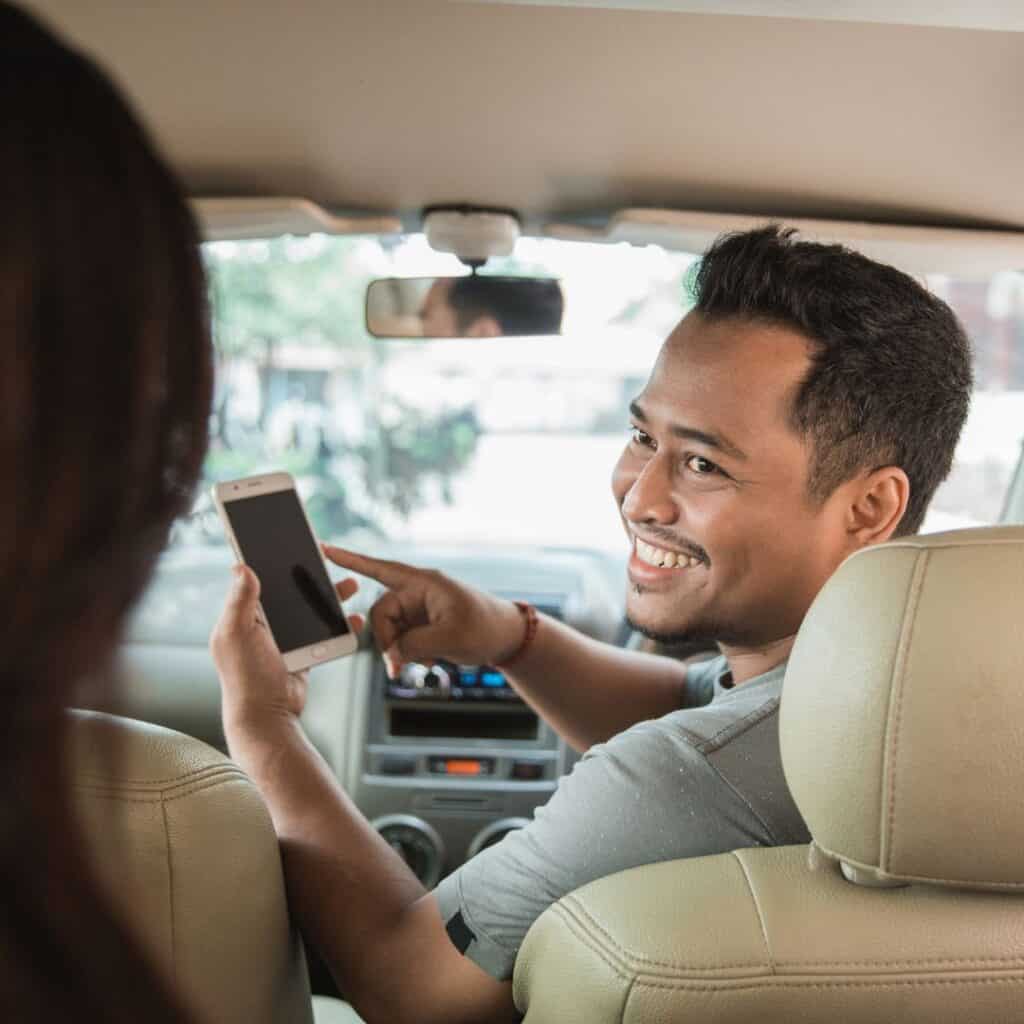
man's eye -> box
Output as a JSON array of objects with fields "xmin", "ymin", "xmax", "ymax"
[
  {"xmin": 685, "ymin": 454, "xmax": 720, "ymax": 475},
  {"xmin": 630, "ymin": 427, "xmax": 654, "ymax": 448}
]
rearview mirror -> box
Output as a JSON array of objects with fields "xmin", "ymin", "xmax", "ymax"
[{"xmin": 366, "ymin": 275, "xmax": 564, "ymax": 339}]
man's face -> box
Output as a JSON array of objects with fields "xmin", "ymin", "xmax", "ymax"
[
  {"xmin": 612, "ymin": 311, "xmax": 854, "ymax": 648},
  {"xmin": 419, "ymin": 280, "xmax": 459, "ymax": 337}
]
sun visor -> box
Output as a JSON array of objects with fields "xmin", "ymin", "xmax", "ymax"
[
  {"xmin": 192, "ymin": 197, "xmax": 402, "ymax": 241},
  {"xmin": 545, "ymin": 209, "xmax": 1024, "ymax": 278}
]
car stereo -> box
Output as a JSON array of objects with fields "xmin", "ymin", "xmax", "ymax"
[
  {"xmin": 387, "ymin": 660, "xmax": 523, "ymax": 702},
  {"xmin": 356, "ymin": 577, "xmax": 605, "ymax": 891}
]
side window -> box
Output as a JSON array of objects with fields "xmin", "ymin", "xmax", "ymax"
[{"xmin": 926, "ymin": 271, "xmax": 1024, "ymax": 529}]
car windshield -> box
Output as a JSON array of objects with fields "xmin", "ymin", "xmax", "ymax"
[{"xmin": 179, "ymin": 234, "xmax": 1024, "ymax": 555}]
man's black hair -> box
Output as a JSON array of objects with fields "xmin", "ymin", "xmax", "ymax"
[
  {"xmin": 693, "ymin": 225, "xmax": 972, "ymax": 535},
  {"xmin": 449, "ymin": 275, "xmax": 564, "ymax": 336}
]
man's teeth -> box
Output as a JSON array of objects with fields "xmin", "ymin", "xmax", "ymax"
[{"xmin": 635, "ymin": 538, "xmax": 700, "ymax": 569}]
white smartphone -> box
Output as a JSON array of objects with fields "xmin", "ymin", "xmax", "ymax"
[{"xmin": 212, "ymin": 471, "xmax": 358, "ymax": 671}]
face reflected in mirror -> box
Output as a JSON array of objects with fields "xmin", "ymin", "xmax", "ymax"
[
  {"xmin": 419, "ymin": 279, "xmax": 502, "ymax": 339},
  {"xmin": 366, "ymin": 275, "xmax": 564, "ymax": 339}
]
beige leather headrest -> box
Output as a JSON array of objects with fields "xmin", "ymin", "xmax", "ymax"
[
  {"xmin": 780, "ymin": 526, "xmax": 1024, "ymax": 891},
  {"xmin": 71, "ymin": 711, "xmax": 313, "ymax": 1024}
]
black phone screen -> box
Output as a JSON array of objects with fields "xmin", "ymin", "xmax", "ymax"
[{"xmin": 223, "ymin": 489, "xmax": 349, "ymax": 653}]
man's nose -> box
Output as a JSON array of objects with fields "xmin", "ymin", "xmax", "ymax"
[{"xmin": 621, "ymin": 455, "xmax": 677, "ymax": 525}]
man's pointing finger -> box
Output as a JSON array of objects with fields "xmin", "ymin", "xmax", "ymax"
[{"xmin": 321, "ymin": 544, "xmax": 411, "ymax": 589}]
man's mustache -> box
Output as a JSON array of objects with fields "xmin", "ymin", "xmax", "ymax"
[{"xmin": 638, "ymin": 528, "xmax": 710, "ymax": 567}]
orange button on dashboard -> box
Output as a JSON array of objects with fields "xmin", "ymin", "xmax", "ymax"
[{"xmin": 428, "ymin": 757, "xmax": 493, "ymax": 776}]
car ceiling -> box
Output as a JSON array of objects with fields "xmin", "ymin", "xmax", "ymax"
[
  {"xmin": 465, "ymin": 1, "xmax": 1024, "ymax": 34},
  {"xmin": 21, "ymin": 0, "xmax": 1024, "ymax": 233}
]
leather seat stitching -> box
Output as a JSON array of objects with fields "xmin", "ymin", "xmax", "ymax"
[
  {"xmin": 732, "ymin": 851, "xmax": 774, "ymax": 971},
  {"xmin": 563, "ymin": 889, "xmax": 1024, "ymax": 971},
  {"xmin": 630, "ymin": 974, "xmax": 1024, "ymax": 993},
  {"xmin": 882, "ymin": 550, "xmax": 929, "ymax": 871},
  {"xmin": 867, "ymin": 539, "xmax": 1024, "ymax": 551},
  {"xmin": 161, "ymin": 798, "xmax": 177, "ymax": 984},
  {"xmin": 776, "ymin": 958, "xmax": 1024, "ymax": 969},
  {"xmin": 161, "ymin": 776, "xmax": 256, "ymax": 804},
  {"xmin": 549, "ymin": 902, "xmax": 635, "ymax": 982},
  {"xmin": 546, "ymin": 905, "xmax": 638, "ymax": 1023},
  {"xmin": 72, "ymin": 775, "xmax": 252, "ymax": 804},
  {"xmin": 75, "ymin": 763, "xmax": 245, "ymax": 786},
  {"xmin": 73, "ymin": 765, "xmax": 248, "ymax": 789},
  {"xmin": 561, "ymin": 894, "xmax": 766, "ymax": 971},
  {"xmin": 620, "ymin": 974, "xmax": 639, "ymax": 1024}
]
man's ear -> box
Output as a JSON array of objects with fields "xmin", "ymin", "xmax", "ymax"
[{"xmin": 846, "ymin": 466, "xmax": 910, "ymax": 547}]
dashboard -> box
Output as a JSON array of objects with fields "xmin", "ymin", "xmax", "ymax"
[{"xmin": 107, "ymin": 543, "xmax": 625, "ymax": 887}]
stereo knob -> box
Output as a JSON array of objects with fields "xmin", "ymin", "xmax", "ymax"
[
  {"xmin": 403, "ymin": 662, "xmax": 452, "ymax": 694},
  {"xmin": 371, "ymin": 814, "xmax": 445, "ymax": 889},
  {"xmin": 424, "ymin": 663, "xmax": 452, "ymax": 692}
]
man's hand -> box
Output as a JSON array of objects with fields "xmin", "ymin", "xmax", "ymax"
[
  {"xmin": 210, "ymin": 563, "xmax": 365, "ymax": 731},
  {"xmin": 322, "ymin": 545, "xmax": 525, "ymax": 677}
]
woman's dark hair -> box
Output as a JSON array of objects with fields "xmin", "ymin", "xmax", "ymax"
[
  {"xmin": 693, "ymin": 225, "xmax": 973, "ymax": 535},
  {"xmin": 0, "ymin": 4, "xmax": 212, "ymax": 1020}
]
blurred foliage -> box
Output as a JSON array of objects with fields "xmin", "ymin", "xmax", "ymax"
[
  {"xmin": 208, "ymin": 235, "xmax": 373, "ymax": 352},
  {"xmin": 360, "ymin": 403, "xmax": 481, "ymax": 517},
  {"xmin": 197, "ymin": 236, "xmax": 482, "ymax": 541}
]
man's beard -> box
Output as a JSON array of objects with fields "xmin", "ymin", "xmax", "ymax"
[
  {"xmin": 625, "ymin": 613, "xmax": 727, "ymax": 648},
  {"xmin": 625, "ymin": 584, "xmax": 750, "ymax": 647}
]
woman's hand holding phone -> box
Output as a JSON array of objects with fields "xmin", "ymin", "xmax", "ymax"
[
  {"xmin": 211, "ymin": 564, "xmax": 366, "ymax": 734},
  {"xmin": 211, "ymin": 540, "xmax": 524, "ymax": 747}
]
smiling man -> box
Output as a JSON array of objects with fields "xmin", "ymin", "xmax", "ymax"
[{"xmin": 211, "ymin": 226, "xmax": 972, "ymax": 1023}]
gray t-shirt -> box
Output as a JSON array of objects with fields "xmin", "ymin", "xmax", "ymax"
[{"xmin": 433, "ymin": 655, "xmax": 809, "ymax": 979}]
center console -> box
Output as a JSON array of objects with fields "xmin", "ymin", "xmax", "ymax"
[{"xmin": 356, "ymin": 600, "xmax": 570, "ymax": 887}]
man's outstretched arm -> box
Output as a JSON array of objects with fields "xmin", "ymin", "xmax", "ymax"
[
  {"xmin": 212, "ymin": 567, "xmax": 516, "ymax": 1024},
  {"xmin": 322, "ymin": 545, "xmax": 690, "ymax": 751}
]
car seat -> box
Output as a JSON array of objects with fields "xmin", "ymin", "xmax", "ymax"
[
  {"xmin": 514, "ymin": 526, "xmax": 1024, "ymax": 1022},
  {"xmin": 71, "ymin": 709, "xmax": 317, "ymax": 1023}
]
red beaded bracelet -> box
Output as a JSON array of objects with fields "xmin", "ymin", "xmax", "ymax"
[{"xmin": 497, "ymin": 601, "xmax": 538, "ymax": 668}]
